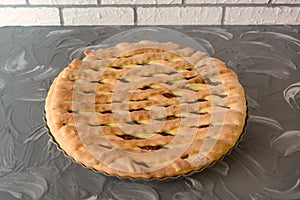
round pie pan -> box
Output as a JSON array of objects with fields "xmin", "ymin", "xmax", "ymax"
[{"xmin": 45, "ymin": 27, "xmax": 247, "ymax": 181}]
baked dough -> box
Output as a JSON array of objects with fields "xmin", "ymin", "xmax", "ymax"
[{"xmin": 45, "ymin": 40, "xmax": 246, "ymax": 179}]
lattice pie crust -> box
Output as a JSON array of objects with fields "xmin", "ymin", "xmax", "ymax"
[{"xmin": 45, "ymin": 41, "xmax": 246, "ymax": 179}]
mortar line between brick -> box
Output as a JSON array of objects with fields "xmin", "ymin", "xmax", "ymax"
[
  {"xmin": 59, "ymin": 7, "xmax": 64, "ymax": 26},
  {"xmin": 221, "ymin": 6, "xmax": 226, "ymax": 25},
  {"xmin": 1, "ymin": 4, "xmax": 300, "ymax": 8},
  {"xmin": 97, "ymin": 0, "xmax": 101, "ymax": 5},
  {"xmin": 25, "ymin": 0, "xmax": 29, "ymax": 5},
  {"xmin": 1, "ymin": 3, "xmax": 300, "ymax": 8},
  {"xmin": 133, "ymin": 6, "xmax": 137, "ymax": 26},
  {"xmin": 182, "ymin": 0, "xmax": 185, "ymax": 5},
  {"xmin": 268, "ymin": 0, "xmax": 273, "ymax": 5}
]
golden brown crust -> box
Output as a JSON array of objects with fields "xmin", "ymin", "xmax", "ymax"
[{"xmin": 45, "ymin": 40, "xmax": 246, "ymax": 179}]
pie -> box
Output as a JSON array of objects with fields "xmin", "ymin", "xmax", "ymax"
[{"xmin": 45, "ymin": 40, "xmax": 246, "ymax": 179}]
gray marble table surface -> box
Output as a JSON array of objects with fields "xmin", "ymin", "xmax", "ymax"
[{"xmin": 0, "ymin": 26, "xmax": 299, "ymax": 200}]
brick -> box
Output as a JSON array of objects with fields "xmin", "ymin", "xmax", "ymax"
[
  {"xmin": 29, "ymin": 0, "xmax": 97, "ymax": 5},
  {"xmin": 63, "ymin": 7, "xmax": 134, "ymax": 25},
  {"xmin": 0, "ymin": 0, "xmax": 25, "ymax": 4},
  {"xmin": 101, "ymin": 0, "xmax": 181, "ymax": 4},
  {"xmin": 273, "ymin": 0, "xmax": 300, "ymax": 3},
  {"xmin": 224, "ymin": 7, "xmax": 300, "ymax": 25},
  {"xmin": 137, "ymin": 7, "xmax": 222, "ymax": 25},
  {"xmin": 185, "ymin": 0, "xmax": 267, "ymax": 3},
  {"xmin": 0, "ymin": 8, "xmax": 60, "ymax": 26}
]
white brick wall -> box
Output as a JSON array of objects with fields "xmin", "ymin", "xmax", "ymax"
[
  {"xmin": 0, "ymin": 7, "xmax": 60, "ymax": 26},
  {"xmin": 224, "ymin": 7, "xmax": 300, "ymax": 25},
  {"xmin": 137, "ymin": 7, "xmax": 222, "ymax": 25},
  {"xmin": 63, "ymin": 7, "xmax": 134, "ymax": 25},
  {"xmin": 101, "ymin": 0, "xmax": 181, "ymax": 4},
  {"xmin": 273, "ymin": 0, "xmax": 300, "ymax": 3},
  {"xmin": 29, "ymin": 0, "xmax": 97, "ymax": 5},
  {"xmin": 0, "ymin": 0, "xmax": 25, "ymax": 4},
  {"xmin": 0, "ymin": 0, "xmax": 299, "ymax": 26},
  {"xmin": 185, "ymin": 0, "xmax": 268, "ymax": 3}
]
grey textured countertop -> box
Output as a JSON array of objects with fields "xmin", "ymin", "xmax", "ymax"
[{"xmin": 0, "ymin": 26, "xmax": 299, "ymax": 200}]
